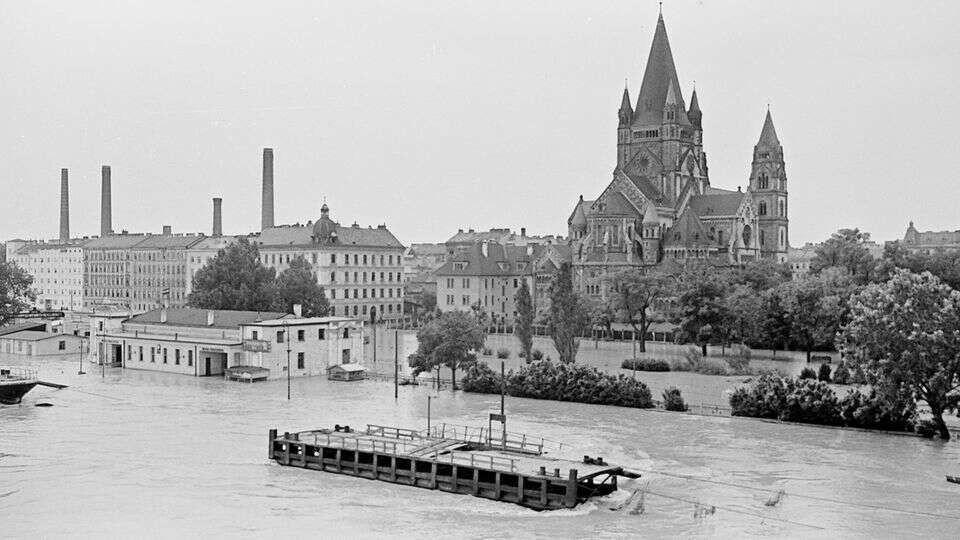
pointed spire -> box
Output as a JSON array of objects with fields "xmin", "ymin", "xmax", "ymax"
[
  {"xmin": 634, "ymin": 12, "xmax": 689, "ymax": 126},
  {"xmin": 618, "ymin": 84, "xmax": 633, "ymax": 126},
  {"xmin": 688, "ymin": 87, "xmax": 702, "ymax": 129},
  {"xmin": 757, "ymin": 109, "xmax": 781, "ymax": 147}
]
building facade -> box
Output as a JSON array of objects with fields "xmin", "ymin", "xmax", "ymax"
[
  {"xmin": 82, "ymin": 233, "xmax": 149, "ymax": 311},
  {"xmin": 128, "ymin": 234, "xmax": 203, "ymax": 312},
  {"xmin": 252, "ymin": 204, "xmax": 405, "ymax": 321},
  {"xmin": 8, "ymin": 241, "xmax": 87, "ymax": 311},
  {"xmin": 239, "ymin": 316, "xmax": 364, "ymax": 379},
  {"xmin": 568, "ymin": 13, "xmax": 789, "ymax": 301},
  {"xmin": 899, "ymin": 222, "xmax": 960, "ymax": 255},
  {"xmin": 185, "ymin": 235, "xmax": 239, "ymax": 296}
]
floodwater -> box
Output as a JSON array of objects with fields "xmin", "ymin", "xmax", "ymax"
[{"xmin": 2, "ymin": 354, "xmax": 959, "ymax": 539}]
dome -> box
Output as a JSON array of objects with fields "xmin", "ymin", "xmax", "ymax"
[{"xmin": 312, "ymin": 204, "xmax": 337, "ymax": 243}]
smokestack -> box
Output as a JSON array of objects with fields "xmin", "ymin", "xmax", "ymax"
[
  {"xmin": 59, "ymin": 168, "xmax": 70, "ymax": 241},
  {"xmin": 212, "ymin": 197, "xmax": 223, "ymax": 236},
  {"xmin": 100, "ymin": 165, "xmax": 112, "ymax": 236},
  {"xmin": 261, "ymin": 148, "xmax": 274, "ymax": 231}
]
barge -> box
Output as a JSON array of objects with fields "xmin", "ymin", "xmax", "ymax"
[
  {"xmin": 269, "ymin": 423, "xmax": 639, "ymax": 510},
  {"xmin": 0, "ymin": 367, "xmax": 38, "ymax": 405}
]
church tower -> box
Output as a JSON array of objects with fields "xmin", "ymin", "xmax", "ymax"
[
  {"xmin": 749, "ymin": 109, "xmax": 789, "ymax": 262},
  {"xmin": 617, "ymin": 86, "xmax": 633, "ymax": 167}
]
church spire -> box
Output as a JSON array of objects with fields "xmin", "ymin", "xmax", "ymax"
[
  {"xmin": 618, "ymin": 85, "xmax": 633, "ymax": 126},
  {"xmin": 688, "ymin": 87, "xmax": 702, "ymax": 129},
  {"xmin": 757, "ymin": 109, "xmax": 781, "ymax": 147},
  {"xmin": 634, "ymin": 12, "xmax": 689, "ymax": 127}
]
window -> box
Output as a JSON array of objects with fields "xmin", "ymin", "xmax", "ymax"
[
  {"xmin": 462, "ymin": 295, "xmax": 470, "ymax": 306},
  {"xmin": 175, "ymin": 349, "xmax": 180, "ymax": 365},
  {"xmin": 58, "ymin": 340, "xmax": 66, "ymax": 350},
  {"xmin": 758, "ymin": 201, "xmax": 767, "ymax": 216},
  {"xmin": 342, "ymin": 327, "xmax": 350, "ymax": 338},
  {"xmin": 163, "ymin": 348, "xmax": 168, "ymax": 364},
  {"xmin": 778, "ymin": 200, "xmax": 785, "ymax": 217},
  {"xmin": 252, "ymin": 330, "xmax": 258, "ymax": 340},
  {"xmin": 276, "ymin": 330, "xmax": 285, "ymax": 343},
  {"xmin": 760, "ymin": 230, "xmax": 766, "ymax": 246},
  {"xmin": 331, "ymin": 254, "xmax": 337, "ymax": 264},
  {"xmin": 188, "ymin": 350, "xmax": 193, "ymax": 367},
  {"xmin": 331, "ymin": 289, "xmax": 336, "ymax": 299},
  {"xmin": 297, "ymin": 329, "xmax": 305, "ymax": 341},
  {"xmin": 139, "ymin": 346, "xmax": 144, "ymax": 362},
  {"xmin": 297, "ymin": 352, "xmax": 305, "ymax": 369},
  {"xmin": 758, "ymin": 172, "xmax": 769, "ymax": 189},
  {"xmin": 513, "ymin": 279, "xmax": 518, "ymax": 288},
  {"xmin": 318, "ymin": 329, "xmax": 326, "ymax": 340},
  {"xmin": 462, "ymin": 278, "xmax": 470, "ymax": 288}
]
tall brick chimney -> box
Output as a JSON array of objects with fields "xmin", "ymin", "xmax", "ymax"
[
  {"xmin": 100, "ymin": 165, "xmax": 112, "ymax": 236},
  {"xmin": 212, "ymin": 197, "xmax": 223, "ymax": 237},
  {"xmin": 261, "ymin": 148, "xmax": 274, "ymax": 231},
  {"xmin": 59, "ymin": 168, "xmax": 70, "ymax": 241}
]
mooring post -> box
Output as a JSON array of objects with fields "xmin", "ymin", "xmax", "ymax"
[
  {"xmin": 565, "ymin": 469, "xmax": 579, "ymax": 507},
  {"xmin": 494, "ymin": 472, "xmax": 502, "ymax": 500},
  {"xmin": 268, "ymin": 429, "xmax": 277, "ymax": 459},
  {"xmin": 430, "ymin": 462, "xmax": 438, "ymax": 489},
  {"xmin": 517, "ymin": 475, "xmax": 525, "ymax": 504}
]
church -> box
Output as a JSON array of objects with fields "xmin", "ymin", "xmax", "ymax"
[{"xmin": 568, "ymin": 13, "xmax": 789, "ymax": 298}]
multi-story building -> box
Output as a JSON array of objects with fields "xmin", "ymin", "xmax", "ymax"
[
  {"xmin": 568, "ymin": 12, "xmax": 790, "ymax": 300},
  {"xmin": 787, "ymin": 243, "xmax": 817, "ymax": 278},
  {"xmin": 444, "ymin": 228, "xmax": 564, "ymax": 255},
  {"xmin": 239, "ymin": 315, "xmax": 364, "ymax": 379},
  {"xmin": 8, "ymin": 240, "xmax": 88, "ymax": 311},
  {"xmin": 402, "ymin": 243, "xmax": 447, "ymax": 282},
  {"xmin": 252, "ymin": 203, "xmax": 405, "ymax": 320},
  {"xmin": 128, "ymin": 233, "xmax": 203, "ymax": 312},
  {"xmin": 434, "ymin": 242, "xmax": 566, "ymax": 324},
  {"xmin": 899, "ymin": 222, "xmax": 960, "ymax": 255},
  {"xmin": 185, "ymin": 235, "xmax": 239, "ymax": 296},
  {"xmin": 82, "ymin": 233, "xmax": 148, "ymax": 311}
]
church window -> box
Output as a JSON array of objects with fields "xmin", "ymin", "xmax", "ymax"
[
  {"xmin": 778, "ymin": 200, "xmax": 785, "ymax": 217},
  {"xmin": 759, "ymin": 201, "xmax": 768, "ymax": 216},
  {"xmin": 759, "ymin": 152, "xmax": 770, "ymax": 159},
  {"xmin": 760, "ymin": 230, "xmax": 766, "ymax": 246},
  {"xmin": 758, "ymin": 173, "xmax": 769, "ymax": 190},
  {"xmin": 718, "ymin": 230, "xmax": 724, "ymax": 245}
]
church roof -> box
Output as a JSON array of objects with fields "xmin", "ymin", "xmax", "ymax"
[
  {"xmin": 620, "ymin": 169, "xmax": 664, "ymax": 203},
  {"xmin": 757, "ymin": 110, "xmax": 780, "ymax": 147},
  {"xmin": 592, "ymin": 191, "xmax": 640, "ymax": 216},
  {"xmin": 568, "ymin": 198, "xmax": 593, "ymax": 228},
  {"xmin": 662, "ymin": 207, "xmax": 715, "ymax": 249},
  {"xmin": 633, "ymin": 14, "xmax": 690, "ymax": 127},
  {"xmin": 687, "ymin": 192, "xmax": 746, "ymax": 217}
]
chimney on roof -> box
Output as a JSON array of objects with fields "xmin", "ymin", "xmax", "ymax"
[
  {"xmin": 293, "ymin": 303, "xmax": 303, "ymax": 318},
  {"xmin": 207, "ymin": 310, "xmax": 215, "ymax": 326},
  {"xmin": 160, "ymin": 308, "xmax": 167, "ymax": 323},
  {"xmin": 521, "ymin": 227, "xmax": 526, "ymax": 238},
  {"xmin": 262, "ymin": 148, "xmax": 274, "ymax": 231},
  {"xmin": 100, "ymin": 165, "xmax": 112, "ymax": 236},
  {"xmin": 458, "ymin": 229, "xmax": 463, "ymax": 233},
  {"xmin": 468, "ymin": 228, "xmax": 475, "ymax": 233},
  {"xmin": 212, "ymin": 197, "xmax": 222, "ymax": 236},
  {"xmin": 59, "ymin": 168, "xmax": 70, "ymax": 241},
  {"xmin": 162, "ymin": 225, "xmax": 172, "ymax": 235}
]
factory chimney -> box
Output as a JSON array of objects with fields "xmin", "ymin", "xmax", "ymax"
[
  {"xmin": 59, "ymin": 168, "xmax": 70, "ymax": 241},
  {"xmin": 212, "ymin": 197, "xmax": 223, "ymax": 236},
  {"xmin": 261, "ymin": 148, "xmax": 274, "ymax": 231},
  {"xmin": 100, "ymin": 165, "xmax": 112, "ymax": 236}
]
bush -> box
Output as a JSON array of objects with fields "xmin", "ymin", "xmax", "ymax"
[
  {"xmin": 531, "ymin": 349, "xmax": 544, "ymax": 361},
  {"xmin": 662, "ymin": 387, "xmax": 687, "ymax": 412},
  {"xmin": 682, "ymin": 346, "xmax": 703, "ymax": 370},
  {"xmin": 832, "ymin": 362, "xmax": 851, "ymax": 385},
  {"xmin": 849, "ymin": 364, "xmax": 868, "ymax": 385},
  {"xmin": 495, "ymin": 348, "xmax": 511, "ymax": 359},
  {"xmin": 916, "ymin": 419, "xmax": 939, "ymax": 438},
  {"xmin": 817, "ymin": 363, "xmax": 832, "ymax": 382},
  {"xmin": 621, "ymin": 358, "xmax": 671, "ymax": 372},
  {"xmin": 696, "ymin": 358, "xmax": 729, "ymax": 376},
  {"xmin": 725, "ymin": 355, "xmax": 751, "ymax": 374},
  {"xmin": 462, "ymin": 360, "xmax": 654, "ymax": 409},
  {"xmin": 799, "ymin": 367, "xmax": 817, "ymax": 380},
  {"xmin": 481, "ymin": 346, "xmax": 493, "ymax": 356}
]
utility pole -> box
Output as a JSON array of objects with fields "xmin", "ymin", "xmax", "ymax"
[
  {"xmin": 427, "ymin": 395, "xmax": 432, "ymax": 434},
  {"xmin": 285, "ymin": 320, "xmax": 291, "ymax": 400},
  {"xmin": 500, "ymin": 360, "xmax": 506, "ymax": 450},
  {"xmin": 394, "ymin": 327, "xmax": 399, "ymax": 400},
  {"xmin": 77, "ymin": 338, "xmax": 85, "ymax": 375}
]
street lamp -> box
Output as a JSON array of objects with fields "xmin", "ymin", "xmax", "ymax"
[
  {"xmin": 285, "ymin": 319, "xmax": 291, "ymax": 400},
  {"xmin": 77, "ymin": 338, "xmax": 85, "ymax": 375}
]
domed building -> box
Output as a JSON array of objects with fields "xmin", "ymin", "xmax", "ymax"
[{"xmin": 252, "ymin": 203, "xmax": 406, "ymax": 320}]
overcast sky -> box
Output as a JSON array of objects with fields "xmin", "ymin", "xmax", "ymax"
[{"xmin": 2, "ymin": 1, "xmax": 958, "ymax": 246}]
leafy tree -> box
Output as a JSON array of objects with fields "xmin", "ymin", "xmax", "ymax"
[
  {"xmin": 421, "ymin": 291, "xmax": 437, "ymax": 313},
  {"xmin": 673, "ymin": 266, "xmax": 728, "ymax": 356},
  {"xmin": 0, "ymin": 261, "xmax": 35, "ymax": 325},
  {"xmin": 271, "ymin": 256, "xmax": 330, "ymax": 317},
  {"xmin": 880, "ymin": 243, "xmax": 960, "ymax": 290},
  {"xmin": 724, "ymin": 283, "xmax": 763, "ymax": 346},
  {"xmin": 188, "ymin": 238, "xmax": 277, "ymax": 311},
  {"xmin": 547, "ymin": 263, "xmax": 591, "ymax": 363},
  {"xmin": 408, "ymin": 311, "xmax": 485, "ymax": 390},
  {"xmin": 777, "ymin": 271, "xmax": 850, "ymax": 362},
  {"xmin": 759, "ymin": 288, "xmax": 790, "ymax": 354},
  {"xmin": 514, "ymin": 279, "xmax": 534, "ymax": 362},
  {"xmin": 610, "ymin": 269, "xmax": 671, "ymax": 353},
  {"xmin": 590, "ymin": 299, "xmax": 615, "ymax": 340},
  {"xmin": 810, "ymin": 228, "xmax": 877, "ymax": 284},
  {"xmin": 726, "ymin": 259, "xmax": 792, "ymax": 291},
  {"xmin": 840, "ymin": 270, "xmax": 960, "ymax": 440}
]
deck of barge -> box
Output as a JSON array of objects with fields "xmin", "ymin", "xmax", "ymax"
[{"xmin": 269, "ymin": 424, "xmax": 637, "ymax": 510}]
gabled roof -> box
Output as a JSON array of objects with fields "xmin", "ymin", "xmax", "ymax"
[
  {"xmin": 662, "ymin": 207, "xmax": 714, "ymax": 249},
  {"xmin": 633, "ymin": 14, "xmax": 690, "ymax": 127},
  {"xmin": 620, "ymin": 169, "xmax": 663, "ymax": 202},
  {"xmin": 126, "ymin": 308, "xmax": 287, "ymax": 329},
  {"xmin": 255, "ymin": 223, "xmax": 403, "ymax": 249},
  {"xmin": 592, "ymin": 191, "xmax": 640, "ymax": 217},
  {"xmin": 132, "ymin": 235, "xmax": 204, "ymax": 250},
  {"xmin": 757, "ymin": 110, "xmax": 781, "ymax": 147},
  {"xmin": 568, "ymin": 198, "xmax": 594, "ymax": 228},
  {"xmin": 0, "ymin": 322, "xmax": 48, "ymax": 337},
  {"xmin": 687, "ymin": 192, "xmax": 747, "ymax": 217},
  {"xmin": 435, "ymin": 242, "xmax": 538, "ymax": 277}
]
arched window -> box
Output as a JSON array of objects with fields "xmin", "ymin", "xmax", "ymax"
[
  {"xmin": 758, "ymin": 173, "xmax": 769, "ymax": 190},
  {"xmin": 759, "ymin": 201, "xmax": 768, "ymax": 216},
  {"xmin": 778, "ymin": 200, "xmax": 785, "ymax": 217}
]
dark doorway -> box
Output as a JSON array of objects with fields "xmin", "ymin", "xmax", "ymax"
[
  {"xmin": 112, "ymin": 344, "xmax": 123, "ymax": 365},
  {"xmin": 204, "ymin": 357, "xmax": 211, "ymax": 376}
]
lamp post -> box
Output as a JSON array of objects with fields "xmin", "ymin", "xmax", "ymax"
[
  {"xmin": 77, "ymin": 338, "xmax": 85, "ymax": 375},
  {"xmin": 285, "ymin": 320, "xmax": 291, "ymax": 401}
]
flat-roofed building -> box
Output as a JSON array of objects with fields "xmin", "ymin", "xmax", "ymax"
[
  {"xmin": 238, "ymin": 316, "xmax": 364, "ymax": 379},
  {"xmin": 128, "ymin": 233, "xmax": 203, "ymax": 311},
  {"xmin": 82, "ymin": 233, "xmax": 149, "ymax": 311}
]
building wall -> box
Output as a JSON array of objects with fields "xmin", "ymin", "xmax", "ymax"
[
  {"xmin": 84, "ymin": 248, "xmax": 132, "ymax": 310},
  {"xmin": 129, "ymin": 247, "xmax": 190, "ymax": 312},
  {"xmin": 10, "ymin": 245, "xmax": 85, "ymax": 311},
  {"xmin": 436, "ymin": 274, "xmax": 533, "ymax": 323},
  {"xmin": 0, "ymin": 334, "xmax": 83, "ymax": 356},
  {"xmin": 239, "ymin": 320, "xmax": 363, "ymax": 379},
  {"xmin": 121, "ymin": 337, "xmax": 231, "ymax": 376}
]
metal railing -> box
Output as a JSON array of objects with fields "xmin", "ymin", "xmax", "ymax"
[
  {"xmin": 0, "ymin": 366, "xmax": 38, "ymax": 382},
  {"xmin": 429, "ymin": 423, "xmax": 546, "ymax": 454},
  {"xmin": 437, "ymin": 450, "xmax": 517, "ymax": 473}
]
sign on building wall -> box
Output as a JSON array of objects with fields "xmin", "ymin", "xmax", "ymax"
[{"xmin": 242, "ymin": 339, "xmax": 271, "ymax": 353}]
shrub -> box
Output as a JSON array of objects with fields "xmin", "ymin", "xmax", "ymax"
[
  {"xmin": 799, "ymin": 367, "xmax": 817, "ymax": 380},
  {"xmin": 496, "ymin": 348, "xmax": 511, "ymax": 359},
  {"xmin": 621, "ymin": 358, "xmax": 671, "ymax": 372},
  {"xmin": 462, "ymin": 360, "xmax": 654, "ymax": 408},
  {"xmin": 725, "ymin": 354, "xmax": 751, "ymax": 374},
  {"xmin": 682, "ymin": 346, "xmax": 703, "ymax": 371},
  {"xmin": 531, "ymin": 349, "xmax": 544, "ymax": 361},
  {"xmin": 817, "ymin": 363, "xmax": 832, "ymax": 383},
  {"xmin": 481, "ymin": 346, "xmax": 493, "ymax": 356},
  {"xmin": 849, "ymin": 364, "xmax": 868, "ymax": 385},
  {"xmin": 839, "ymin": 389, "xmax": 916, "ymax": 431},
  {"xmin": 696, "ymin": 358, "xmax": 729, "ymax": 376},
  {"xmin": 670, "ymin": 358, "xmax": 692, "ymax": 372},
  {"xmin": 662, "ymin": 387, "xmax": 687, "ymax": 411},
  {"xmin": 916, "ymin": 419, "xmax": 939, "ymax": 438},
  {"xmin": 832, "ymin": 362, "xmax": 851, "ymax": 385}
]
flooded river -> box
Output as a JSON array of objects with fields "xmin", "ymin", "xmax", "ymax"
[{"xmin": 2, "ymin": 355, "xmax": 959, "ymax": 538}]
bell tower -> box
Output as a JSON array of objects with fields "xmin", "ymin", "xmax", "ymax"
[{"xmin": 749, "ymin": 109, "xmax": 788, "ymax": 262}]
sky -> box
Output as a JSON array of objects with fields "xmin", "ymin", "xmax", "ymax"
[{"xmin": 1, "ymin": 0, "xmax": 959, "ymax": 246}]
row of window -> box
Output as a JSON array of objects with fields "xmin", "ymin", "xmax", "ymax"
[
  {"xmin": 135, "ymin": 345, "xmax": 194, "ymax": 367},
  {"xmin": 264, "ymin": 326, "xmax": 348, "ymax": 343},
  {"xmin": 329, "ymin": 287, "xmax": 402, "ymax": 300},
  {"xmin": 757, "ymin": 200, "xmax": 786, "ymax": 217},
  {"xmin": 330, "ymin": 303, "xmax": 402, "ymax": 317},
  {"xmin": 262, "ymin": 252, "xmax": 400, "ymax": 268},
  {"xmin": 330, "ymin": 271, "xmax": 399, "ymax": 284}
]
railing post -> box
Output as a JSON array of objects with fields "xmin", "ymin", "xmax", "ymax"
[
  {"xmin": 268, "ymin": 428, "xmax": 277, "ymax": 459},
  {"xmin": 565, "ymin": 469, "xmax": 579, "ymax": 508}
]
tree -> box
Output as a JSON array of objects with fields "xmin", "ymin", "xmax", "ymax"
[
  {"xmin": 778, "ymin": 270, "xmax": 850, "ymax": 362},
  {"xmin": 758, "ymin": 288, "xmax": 790, "ymax": 354},
  {"xmin": 0, "ymin": 261, "xmax": 35, "ymax": 325},
  {"xmin": 271, "ymin": 256, "xmax": 330, "ymax": 317},
  {"xmin": 840, "ymin": 270, "xmax": 960, "ymax": 440},
  {"xmin": 514, "ymin": 279, "xmax": 534, "ymax": 362},
  {"xmin": 724, "ymin": 283, "xmax": 763, "ymax": 346},
  {"xmin": 547, "ymin": 263, "xmax": 591, "ymax": 363},
  {"xmin": 810, "ymin": 228, "xmax": 877, "ymax": 284},
  {"xmin": 673, "ymin": 266, "xmax": 728, "ymax": 356},
  {"xmin": 726, "ymin": 259, "xmax": 792, "ymax": 291},
  {"xmin": 422, "ymin": 291, "xmax": 437, "ymax": 313},
  {"xmin": 188, "ymin": 239, "xmax": 277, "ymax": 311},
  {"xmin": 408, "ymin": 311, "xmax": 485, "ymax": 390},
  {"xmin": 880, "ymin": 243, "xmax": 960, "ymax": 290},
  {"xmin": 610, "ymin": 269, "xmax": 671, "ymax": 353}
]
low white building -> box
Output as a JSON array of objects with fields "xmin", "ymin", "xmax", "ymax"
[
  {"xmin": 238, "ymin": 316, "xmax": 364, "ymax": 379},
  {"xmin": 0, "ymin": 329, "xmax": 84, "ymax": 357}
]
